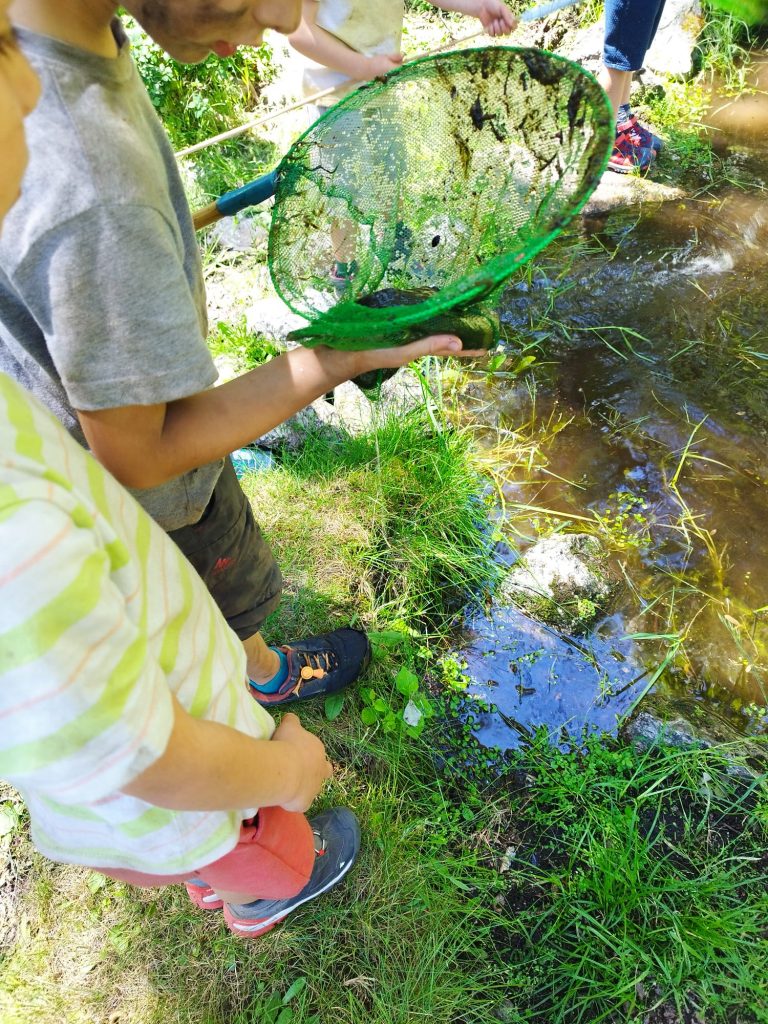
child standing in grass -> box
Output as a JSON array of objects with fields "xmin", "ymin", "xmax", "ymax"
[
  {"xmin": 599, "ymin": 0, "xmax": 667, "ymax": 173},
  {"xmin": 0, "ymin": 0, "xmax": 481, "ymax": 939},
  {"xmin": 0, "ymin": 0, "xmax": 353, "ymax": 939}
]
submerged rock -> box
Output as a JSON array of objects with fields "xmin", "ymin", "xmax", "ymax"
[
  {"xmin": 623, "ymin": 708, "xmax": 765, "ymax": 778},
  {"xmin": 500, "ymin": 533, "xmax": 616, "ymax": 633},
  {"xmin": 449, "ymin": 603, "xmax": 647, "ymax": 752}
]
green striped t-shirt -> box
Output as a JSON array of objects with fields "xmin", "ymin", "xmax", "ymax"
[{"xmin": 0, "ymin": 373, "xmax": 275, "ymax": 874}]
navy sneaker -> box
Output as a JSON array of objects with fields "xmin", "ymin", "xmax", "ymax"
[
  {"xmin": 223, "ymin": 808, "xmax": 361, "ymax": 937},
  {"xmin": 250, "ymin": 628, "xmax": 371, "ymax": 706}
]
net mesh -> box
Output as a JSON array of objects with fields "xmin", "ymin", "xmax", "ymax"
[{"xmin": 268, "ymin": 47, "xmax": 613, "ymax": 349}]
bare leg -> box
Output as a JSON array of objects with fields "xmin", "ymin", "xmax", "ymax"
[
  {"xmin": 242, "ymin": 632, "xmax": 281, "ymax": 685},
  {"xmin": 598, "ymin": 65, "xmax": 632, "ymax": 118}
]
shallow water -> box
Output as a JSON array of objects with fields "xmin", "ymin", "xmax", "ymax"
[{"xmin": 457, "ymin": 63, "xmax": 768, "ymax": 749}]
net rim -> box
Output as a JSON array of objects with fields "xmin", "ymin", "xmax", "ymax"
[{"xmin": 268, "ymin": 45, "xmax": 614, "ymax": 341}]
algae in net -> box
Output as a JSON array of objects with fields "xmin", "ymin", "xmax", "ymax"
[{"xmin": 266, "ymin": 47, "xmax": 612, "ymax": 351}]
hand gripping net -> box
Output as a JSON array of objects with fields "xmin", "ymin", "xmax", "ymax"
[{"xmin": 269, "ymin": 47, "xmax": 613, "ymax": 349}]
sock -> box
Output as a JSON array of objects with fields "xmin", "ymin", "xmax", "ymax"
[
  {"xmin": 250, "ymin": 647, "xmax": 289, "ymax": 694},
  {"xmin": 616, "ymin": 103, "xmax": 631, "ymax": 129}
]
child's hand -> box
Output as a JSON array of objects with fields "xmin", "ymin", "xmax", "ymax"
[
  {"xmin": 472, "ymin": 0, "xmax": 519, "ymax": 35},
  {"xmin": 351, "ymin": 334, "xmax": 488, "ymax": 376},
  {"xmin": 460, "ymin": 0, "xmax": 520, "ymax": 34},
  {"xmin": 364, "ymin": 52, "xmax": 404, "ymax": 79},
  {"xmin": 272, "ymin": 712, "xmax": 333, "ymax": 812},
  {"xmin": 318, "ymin": 334, "xmax": 488, "ymax": 384}
]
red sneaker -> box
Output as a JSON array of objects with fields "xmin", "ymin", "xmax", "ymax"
[
  {"xmin": 608, "ymin": 124, "xmax": 655, "ymax": 174},
  {"xmin": 184, "ymin": 881, "xmax": 224, "ymax": 910},
  {"xmin": 624, "ymin": 113, "xmax": 663, "ymax": 152}
]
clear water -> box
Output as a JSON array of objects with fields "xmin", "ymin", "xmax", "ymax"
[{"xmin": 455, "ymin": 62, "xmax": 768, "ymax": 750}]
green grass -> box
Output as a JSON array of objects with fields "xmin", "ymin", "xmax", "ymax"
[
  {"xmin": 246, "ymin": 409, "xmax": 503, "ymax": 642},
  {"xmin": 0, "ymin": 409, "xmax": 510, "ymax": 1024},
  {"xmin": 494, "ymin": 735, "xmax": 768, "ymax": 1023},
  {"xmin": 122, "ymin": 15, "xmax": 280, "ymax": 207},
  {"xmin": 4, "ymin": 409, "xmax": 765, "ymax": 1023},
  {"xmin": 3, "ymin": 7, "xmax": 766, "ymax": 1020},
  {"xmin": 207, "ymin": 316, "xmax": 281, "ymax": 375}
]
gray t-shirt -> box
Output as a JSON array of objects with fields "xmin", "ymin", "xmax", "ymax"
[{"xmin": 0, "ymin": 23, "xmax": 223, "ymax": 531}]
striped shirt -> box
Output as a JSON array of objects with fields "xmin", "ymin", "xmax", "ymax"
[{"xmin": 0, "ymin": 373, "xmax": 275, "ymax": 874}]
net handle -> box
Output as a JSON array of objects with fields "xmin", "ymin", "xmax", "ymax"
[{"xmin": 179, "ymin": 0, "xmax": 583, "ymax": 161}]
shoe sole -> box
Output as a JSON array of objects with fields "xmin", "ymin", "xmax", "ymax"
[
  {"xmin": 185, "ymin": 883, "xmax": 224, "ymax": 910},
  {"xmin": 607, "ymin": 159, "xmax": 654, "ymax": 175},
  {"xmin": 223, "ymin": 848, "xmax": 357, "ymax": 936}
]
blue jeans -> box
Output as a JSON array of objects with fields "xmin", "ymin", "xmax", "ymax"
[{"xmin": 603, "ymin": 0, "xmax": 668, "ymax": 71}]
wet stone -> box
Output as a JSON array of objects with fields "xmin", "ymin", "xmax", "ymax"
[
  {"xmin": 499, "ymin": 533, "xmax": 616, "ymax": 633},
  {"xmin": 623, "ymin": 709, "xmax": 765, "ymax": 779}
]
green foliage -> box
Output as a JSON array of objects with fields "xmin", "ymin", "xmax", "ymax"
[
  {"xmin": 207, "ymin": 316, "xmax": 280, "ymax": 373},
  {"xmin": 592, "ymin": 489, "xmax": 651, "ymax": 551},
  {"xmin": 277, "ymin": 408, "xmax": 503, "ymax": 632},
  {"xmin": 707, "ymin": 0, "xmax": 767, "ymax": 22},
  {"xmin": 497, "ymin": 736, "xmax": 768, "ymax": 1023},
  {"xmin": 122, "ymin": 15, "xmax": 280, "ymax": 203},
  {"xmin": 696, "ymin": 0, "xmax": 754, "ymax": 84},
  {"xmin": 360, "ymin": 665, "xmax": 435, "ymax": 738},
  {"xmin": 122, "ymin": 16, "xmax": 277, "ymax": 150}
]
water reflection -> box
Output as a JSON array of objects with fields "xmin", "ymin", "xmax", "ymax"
[{"xmin": 455, "ymin": 60, "xmax": 768, "ymax": 747}]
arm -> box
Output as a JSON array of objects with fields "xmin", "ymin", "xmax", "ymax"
[
  {"xmin": 76, "ymin": 333, "xmax": 482, "ymax": 489},
  {"xmin": 431, "ymin": 0, "xmax": 518, "ymax": 35},
  {"xmin": 122, "ymin": 702, "xmax": 331, "ymax": 813},
  {"xmin": 287, "ymin": 0, "xmax": 403, "ymax": 81}
]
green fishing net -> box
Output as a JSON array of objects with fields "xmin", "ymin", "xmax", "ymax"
[{"xmin": 268, "ymin": 47, "xmax": 613, "ymax": 353}]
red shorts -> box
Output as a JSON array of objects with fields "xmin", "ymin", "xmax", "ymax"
[{"xmin": 93, "ymin": 806, "xmax": 314, "ymax": 899}]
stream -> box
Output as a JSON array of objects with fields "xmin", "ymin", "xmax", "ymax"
[{"xmin": 453, "ymin": 58, "xmax": 768, "ymax": 752}]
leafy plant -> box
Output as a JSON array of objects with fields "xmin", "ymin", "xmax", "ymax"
[
  {"xmin": 497, "ymin": 736, "xmax": 768, "ymax": 1023},
  {"xmin": 122, "ymin": 15, "xmax": 277, "ymax": 149},
  {"xmin": 122, "ymin": 15, "xmax": 280, "ymax": 202},
  {"xmin": 207, "ymin": 315, "xmax": 281, "ymax": 373},
  {"xmin": 360, "ymin": 666, "xmax": 435, "ymax": 738}
]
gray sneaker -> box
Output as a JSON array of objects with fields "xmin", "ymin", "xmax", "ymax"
[{"xmin": 223, "ymin": 808, "xmax": 361, "ymax": 937}]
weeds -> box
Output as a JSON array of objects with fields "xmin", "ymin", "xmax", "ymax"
[
  {"xmin": 496, "ymin": 736, "xmax": 768, "ymax": 1023},
  {"xmin": 4, "ymin": 6, "xmax": 767, "ymax": 1023},
  {"xmin": 255, "ymin": 410, "xmax": 503, "ymax": 636},
  {"xmin": 207, "ymin": 316, "xmax": 280, "ymax": 374},
  {"xmin": 123, "ymin": 17, "xmax": 279, "ymax": 206}
]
